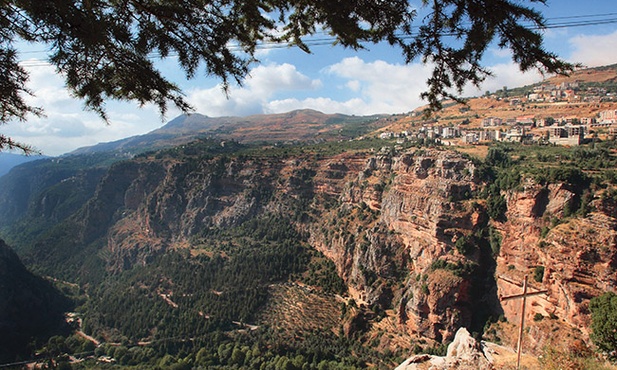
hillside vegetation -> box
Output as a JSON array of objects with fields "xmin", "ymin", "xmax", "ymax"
[{"xmin": 1, "ymin": 64, "xmax": 617, "ymax": 369}]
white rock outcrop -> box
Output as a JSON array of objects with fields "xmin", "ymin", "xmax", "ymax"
[{"xmin": 395, "ymin": 327, "xmax": 493, "ymax": 370}]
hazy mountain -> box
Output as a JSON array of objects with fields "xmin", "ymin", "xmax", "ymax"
[{"xmin": 0, "ymin": 153, "xmax": 48, "ymax": 177}]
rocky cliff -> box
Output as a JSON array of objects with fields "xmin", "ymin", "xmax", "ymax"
[
  {"xmin": 307, "ymin": 149, "xmax": 498, "ymax": 343},
  {"xmin": 494, "ymin": 179, "xmax": 617, "ymax": 351},
  {"xmin": 58, "ymin": 146, "xmax": 499, "ymax": 345},
  {"xmin": 14, "ymin": 142, "xmax": 617, "ymax": 356}
]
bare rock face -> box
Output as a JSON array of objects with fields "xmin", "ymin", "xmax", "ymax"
[
  {"xmin": 495, "ymin": 178, "xmax": 617, "ymax": 349},
  {"xmin": 310, "ymin": 149, "xmax": 495, "ymax": 342},
  {"xmin": 377, "ymin": 151, "xmax": 491, "ymax": 342},
  {"xmin": 85, "ymin": 144, "xmax": 617, "ymax": 353},
  {"xmin": 395, "ymin": 327, "xmax": 493, "ymax": 370},
  {"xmin": 97, "ymin": 148, "xmax": 494, "ymax": 343}
]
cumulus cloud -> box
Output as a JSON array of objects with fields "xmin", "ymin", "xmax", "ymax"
[
  {"xmin": 247, "ymin": 63, "xmax": 321, "ymax": 92},
  {"xmin": 187, "ymin": 86, "xmax": 265, "ymax": 117},
  {"xmin": 22, "ymin": 62, "xmax": 74, "ymax": 107},
  {"xmin": 325, "ymin": 57, "xmax": 434, "ymax": 114},
  {"xmin": 193, "ymin": 57, "xmax": 547, "ymax": 117},
  {"xmin": 463, "ymin": 62, "xmax": 544, "ymax": 96},
  {"xmin": 346, "ymin": 80, "xmax": 361, "ymax": 92},
  {"xmin": 3, "ymin": 61, "xmax": 164, "ymax": 155},
  {"xmin": 568, "ymin": 30, "xmax": 617, "ymax": 67},
  {"xmin": 325, "ymin": 56, "xmax": 549, "ymax": 112},
  {"xmin": 187, "ymin": 62, "xmax": 321, "ymax": 116},
  {"xmin": 4, "ymin": 108, "xmax": 155, "ymax": 155}
]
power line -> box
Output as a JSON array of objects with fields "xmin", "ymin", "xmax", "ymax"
[
  {"xmin": 16, "ymin": 12, "xmax": 617, "ymax": 68},
  {"xmin": 546, "ymin": 12, "xmax": 617, "ymax": 20}
]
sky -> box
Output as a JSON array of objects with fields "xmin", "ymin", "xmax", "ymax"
[{"xmin": 4, "ymin": 0, "xmax": 617, "ymax": 156}]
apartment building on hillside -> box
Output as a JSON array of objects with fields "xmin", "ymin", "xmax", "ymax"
[{"xmin": 548, "ymin": 125, "xmax": 585, "ymax": 146}]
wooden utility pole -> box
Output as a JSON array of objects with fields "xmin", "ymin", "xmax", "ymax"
[
  {"xmin": 499, "ymin": 275, "xmax": 548, "ymax": 370},
  {"xmin": 516, "ymin": 276, "xmax": 528, "ymax": 369}
]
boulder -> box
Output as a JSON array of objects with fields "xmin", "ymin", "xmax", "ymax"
[{"xmin": 395, "ymin": 327, "xmax": 493, "ymax": 370}]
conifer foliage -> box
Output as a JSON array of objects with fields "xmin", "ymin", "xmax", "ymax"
[
  {"xmin": 590, "ymin": 292, "xmax": 617, "ymax": 357},
  {"xmin": 1, "ymin": 0, "xmax": 572, "ymax": 150}
]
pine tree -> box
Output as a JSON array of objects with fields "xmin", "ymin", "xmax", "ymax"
[{"xmin": 1, "ymin": 0, "xmax": 573, "ymax": 152}]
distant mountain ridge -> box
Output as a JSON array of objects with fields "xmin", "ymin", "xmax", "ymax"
[
  {"xmin": 70, "ymin": 109, "xmax": 387, "ymax": 155},
  {"xmin": 64, "ymin": 62, "xmax": 617, "ymax": 156},
  {"xmin": 0, "ymin": 153, "xmax": 48, "ymax": 177},
  {"xmin": 0, "ymin": 109, "xmax": 386, "ymax": 253}
]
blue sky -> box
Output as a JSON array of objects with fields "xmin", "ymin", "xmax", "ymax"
[{"xmin": 5, "ymin": 0, "xmax": 617, "ymax": 156}]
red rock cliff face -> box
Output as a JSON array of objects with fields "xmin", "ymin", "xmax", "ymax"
[
  {"xmin": 495, "ymin": 180, "xmax": 617, "ymax": 349},
  {"xmin": 98, "ymin": 147, "xmax": 617, "ymax": 348},
  {"xmin": 309, "ymin": 149, "xmax": 494, "ymax": 342},
  {"xmin": 99, "ymin": 148, "xmax": 495, "ymax": 342},
  {"xmin": 97, "ymin": 145, "xmax": 617, "ymax": 348}
]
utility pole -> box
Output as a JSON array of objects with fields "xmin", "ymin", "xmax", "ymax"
[
  {"xmin": 499, "ymin": 275, "xmax": 548, "ymax": 370},
  {"xmin": 516, "ymin": 276, "xmax": 528, "ymax": 369}
]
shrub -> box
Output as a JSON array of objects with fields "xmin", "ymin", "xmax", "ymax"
[
  {"xmin": 455, "ymin": 235, "xmax": 475, "ymax": 256},
  {"xmin": 489, "ymin": 227, "xmax": 502, "ymax": 256},
  {"xmin": 487, "ymin": 193, "xmax": 507, "ymax": 222},
  {"xmin": 589, "ymin": 292, "xmax": 617, "ymax": 357},
  {"xmin": 533, "ymin": 266, "xmax": 545, "ymax": 283},
  {"xmin": 540, "ymin": 226, "xmax": 550, "ymax": 239},
  {"xmin": 486, "ymin": 147, "xmax": 512, "ymax": 168}
]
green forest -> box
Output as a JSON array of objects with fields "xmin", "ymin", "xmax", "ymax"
[{"xmin": 2, "ymin": 135, "xmax": 617, "ymax": 369}]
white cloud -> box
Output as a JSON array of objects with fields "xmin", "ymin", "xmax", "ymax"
[
  {"xmin": 463, "ymin": 62, "xmax": 544, "ymax": 96},
  {"xmin": 489, "ymin": 48, "xmax": 512, "ymax": 59},
  {"xmin": 541, "ymin": 27, "xmax": 570, "ymax": 41},
  {"xmin": 325, "ymin": 57, "xmax": 434, "ymax": 113},
  {"xmin": 569, "ymin": 30, "xmax": 617, "ymax": 67},
  {"xmin": 23, "ymin": 63, "xmax": 74, "ymax": 107},
  {"xmin": 326, "ymin": 57, "xmax": 548, "ymax": 111},
  {"xmin": 195, "ymin": 57, "xmax": 549, "ymax": 118},
  {"xmin": 4, "ymin": 109, "xmax": 156, "ymax": 155},
  {"xmin": 246, "ymin": 63, "xmax": 322, "ymax": 94},
  {"xmin": 2, "ymin": 61, "xmax": 165, "ymax": 155},
  {"xmin": 346, "ymin": 80, "xmax": 361, "ymax": 92},
  {"xmin": 187, "ymin": 63, "xmax": 321, "ymax": 116},
  {"xmin": 265, "ymin": 97, "xmax": 366, "ymax": 115},
  {"xmin": 187, "ymin": 86, "xmax": 264, "ymax": 117}
]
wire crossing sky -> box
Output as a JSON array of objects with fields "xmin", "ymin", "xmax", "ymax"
[
  {"xmin": 15, "ymin": 12, "xmax": 617, "ymax": 67},
  {"xmin": 5, "ymin": 1, "xmax": 617, "ymax": 156}
]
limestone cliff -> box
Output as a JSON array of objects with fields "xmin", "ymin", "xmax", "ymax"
[
  {"xmin": 494, "ymin": 179, "xmax": 617, "ymax": 351},
  {"xmin": 307, "ymin": 149, "xmax": 498, "ymax": 342},
  {"xmin": 26, "ymin": 143, "xmax": 616, "ymax": 353},
  {"xmin": 90, "ymin": 147, "xmax": 498, "ymax": 344}
]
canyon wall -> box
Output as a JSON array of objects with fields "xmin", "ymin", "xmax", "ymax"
[
  {"xmin": 52, "ymin": 147, "xmax": 616, "ymax": 349},
  {"xmin": 495, "ymin": 180, "xmax": 617, "ymax": 350}
]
